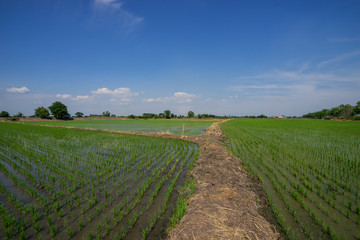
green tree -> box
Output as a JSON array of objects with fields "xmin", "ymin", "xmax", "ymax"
[
  {"xmin": 75, "ymin": 112, "xmax": 84, "ymax": 118},
  {"xmin": 48, "ymin": 101, "xmax": 69, "ymax": 119},
  {"xmin": 164, "ymin": 110, "xmax": 171, "ymax": 119},
  {"xmin": 338, "ymin": 104, "xmax": 355, "ymax": 119},
  {"xmin": 14, "ymin": 112, "xmax": 24, "ymax": 118},
  {"xmin": 187, "ymin": 111, "xmax": 195, "ymax": 118},
  {"xmin": 354, "ymin": 101, "xmax": 360, "ymax": 114},
  {"xmin": 0, "ymin": 111, "xmax": 10, "ymax": 117},
  {"xmin": 103, "ymin": 111, "xmax": 110, "ymax": 117},
  {"xmin": 34, "ymin": 107, "xmax": 50, "ymax": 119}
]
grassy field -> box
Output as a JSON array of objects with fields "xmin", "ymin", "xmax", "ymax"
[
  {"xmin": 0, "ymin": 122, "xmax": 198, "ymax": 239},
  {"xmin": 221, "ymin": 119, "xmax": 360, "ymax": 239},
  {"xmin": 24, "ymin": 119, "xmax": 218, "ymax": 136}
]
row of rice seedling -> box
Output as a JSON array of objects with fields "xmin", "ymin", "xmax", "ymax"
[
  {"xmin": 221, "ymin": 119, "xmax": 360, "ymax": 239},
  {"xmin": 0, "ymin": 122, "xmax": 197, "ymax": 239}
]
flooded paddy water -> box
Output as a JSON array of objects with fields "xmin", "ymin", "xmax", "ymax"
[
  {"xmin": 25, "ymin": 119, "xmax": 218, "ymax": 136},
  {"xmin": 0, "ymin": 122, "xmax": 199, "ymax": 239}
]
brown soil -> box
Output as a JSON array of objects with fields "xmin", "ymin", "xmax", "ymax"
[
  {"xmin": 18, "ymin": 120, "xmax": 280, "ymax": 239},
  {"xmin": 167, "ymin": 120, "xmax": 280, "ymax": 240}
]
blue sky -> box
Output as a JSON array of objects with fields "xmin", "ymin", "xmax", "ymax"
[{"xmin": 1, "ymin": 0, "xmax": 359, "ymax": 116}]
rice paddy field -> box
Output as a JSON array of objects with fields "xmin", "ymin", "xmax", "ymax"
[
  {"xmin": 0, "ymin": 122, "xmax": 198, "ymax": 239},
  {"xmin": 222, "ymin": 119, "xmax": 360, "ymax": 239},
  {"xmin": 25, "ymin": 119, "xmax": 217, "ymax": 136}
]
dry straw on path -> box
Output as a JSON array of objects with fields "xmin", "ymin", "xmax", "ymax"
[{"xmin": 167, "ymin": 120, "xmax": 279, "ymax": 240}]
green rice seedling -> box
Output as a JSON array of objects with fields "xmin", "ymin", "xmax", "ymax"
[
  {"xmin": 129, "ymin": 213, "xmax": 138, "ymax": 228},
  {"xmin": 96, "ymin": 233, "xmax": 101, "ymax": 240},
  {"xmin": 5, "ymin": 227, "xmax": 11, "ymax": 239},
  {"xmin": 170, "ymin": 197, "xmax": 187, "ymax": 227},
  {"xmin": 47, "ymin": 216, "xmax": 52, "ymax": 226},
  {"xmin": 34, "ymin": 221, "xmax": 40, "ymax": 233},
  {"xmin": 142, "ymin": 227, "xmax": 149, "ymax": 240},
  {"xmin": 20, "ymin": 229, "xmax": 26, "ymax": 240},
  {"xmin": 222, "ymin": 119, "xmax": 360, "ymax": 239},
  {"xmin": 53, "ymin": 202, "xmax": 60, "ymax": 212},
  {"xmin": 88, "ymin": 212, "xmax": 93, "ymax": 222},
  {"xmin": 97, "ymin": 223, "xmax": 102, "ymax": 234},
  {"xmin": 113, "ymin": 216, "xmax": 118, "ymax": 226},
  {"xmin": 67, "ymin": 227, "xmax": 73, "ymax": 239},
  {"xmin": 120, "ymin": 226, "xmax": 127, "ymax": 238},
  {"xmin": 45, "ymin": 206, "xmax": 50, "ymax": 216},
  {"xmin": 0, "ymin": 122, "xmax": 199, "ymax": 240},
  {"xmin": 69, "ymin": 201, "xmax": 73, "ymax": 211},
  {"xmin": 58, "ymin": 209, "xmax": 63, "ymax": 219},
  {"xmin": 50, "ymin": 225, "xmax": 57, "ymax": 237},
  {"xmin": 96, "ymin": 206, "xmax": 100, "ymax": 216},
  {"xmin": 105, "ymin": 222, "xmax": 110, "ymax": 235},
  {"xmin": 33, "ymin": 211, "xmax": 40, "ymax": 222},
  {"xmin": 78, "ymin": 219, "xmax": 84, "ymax": 230},
  {"xmin": 120, "ymin": 209, "xmax": 124, "ymax": 220},
  {"xmin": 113, "ymin": 233, "xmax": 120, "ymax": 240},
  {"xmin": 112, "ymin": 208, "xmax": 117, "ymax": 218}
]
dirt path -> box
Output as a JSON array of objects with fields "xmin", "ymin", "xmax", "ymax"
[
  {"xmin": 18, "ymin": 120, "xmax": 279, "ymax": 239},
  {"xmin": 167, "ymin": 120, "xmax": 279, "ymax": 240}
]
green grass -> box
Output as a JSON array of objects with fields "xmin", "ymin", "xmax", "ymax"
[
  {"xmin": 222, "ymin": 119, "xmax": 360, "ymax": 240},
  {"xmin": 23, "ymin": 119, "xmax": 218, "ymax": 136}
]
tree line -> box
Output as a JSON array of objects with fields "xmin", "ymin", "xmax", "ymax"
[
  {"xmin": 303, "ymin": 101, "xmax": 360, "ymax": 120},
  {"xmin": 0, "ymin": 102, "xmax": 224, "ymax": 120},
  {"xmin": 0, "ymin": 101, "xmax": 71, "ymax": 120},
  {"xmin": 127, "ymin": 110, "xmax": 220, "ymax": 119}
]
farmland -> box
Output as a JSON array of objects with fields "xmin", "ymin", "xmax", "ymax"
[
  {"xmin": 222, "ymin": 119, "xmax": 360, "ymax": 239},
  {"xmin": 0, "ymin": 122, "xmax": 198, "ymax": 239},
  {"xmin": 25, "ymin": 119, "xmax": 218, "ymax": 136}
]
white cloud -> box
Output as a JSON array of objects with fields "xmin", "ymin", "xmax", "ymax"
[
  {"xmin": 174, "ymin": 92, "xmax": 196, "ymax": 98},
  {"xmin": 237, "ymin": 69, "xmax": 359, "ymax": 84},
  {"xmin": 143, "ymin": 92, "xmax": 199, "ymax": 104},
  {"xmin": 94, "ymin": 0, "xmax": 123, "ymax": 9},
  {"xmin": 317, "ymin": 50, "xmax": 360, "ymax": 68},
  {"xmin": 231, "ymin": 84, "xmax": 316, "ymax": 95},
  {"xmin": 6, "ymin": 87, "xmax": 30, "ymax": 93},
  {"xmin": 173, "ymin": 92, "xmax": 197, "ymax": 103},
  {"xmin": 91, "ymin": 87, "xmax": 113, "ymax": 95},
  {"xmin": 91, "ymin": 87, "xmax": 139, "ymax": 98},
  {"xmin": 143, "ymin": 98, "xmax": 155, "ymax": 103},
  {"xmin": 93, "ymin": 0, "xmax": 143, "ymax": 28},
  {"xmin": 227, "ymin": 59, "xmax": 360, "ymax": 116},
  {"xmin": 72, "ymin": 95, "xmax": 90, "ymax": 101},
  {"xmin": 56, "ymin": 94, "xmax": 71, "ymax": 99},
  {"xmin": 329, "ymin": 37, "xmax": 360, "ymax": 43}
]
